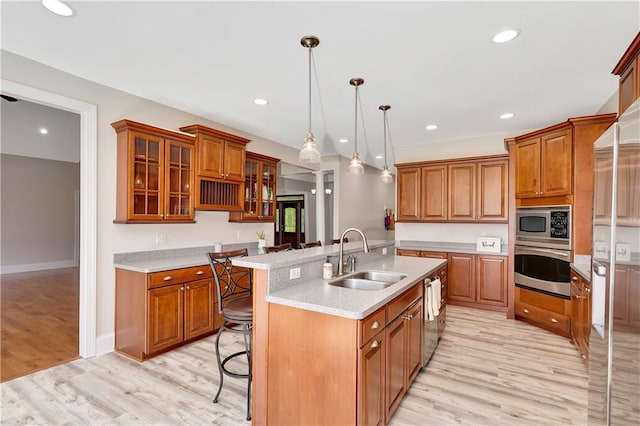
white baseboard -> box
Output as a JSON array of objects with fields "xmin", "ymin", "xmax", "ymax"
[
  {"xmin": 0, "ymin": 260, "xmax": 79, "ymax": 275},
  {"xmin": 95, "ymin": 332, "xmax": 114, "ymax": 357}
]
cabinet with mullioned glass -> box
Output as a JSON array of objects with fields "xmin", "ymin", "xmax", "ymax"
[
  {"xmin": 112, "ymin": 120, "xmax": 195, "ymax": 223},
  {"xmin": 229, "ymin": 152, "xmax": 280, "ymax": 222}
]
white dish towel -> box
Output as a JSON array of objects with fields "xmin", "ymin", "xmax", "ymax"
[
  {"xmin": 431, "ymin": 278, "xmax": 441, "ymax": 316},
  {"xmin": 425, "ymin": 284, "xmax": 434, "ymax": 321}
]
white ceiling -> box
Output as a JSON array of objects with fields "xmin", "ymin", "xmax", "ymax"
[{"xmin": 1, "ymin": 1, "xmax": 638, "ymax": 169}]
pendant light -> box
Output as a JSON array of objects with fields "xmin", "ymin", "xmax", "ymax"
[
  {"xmin": 379, "ymin": 105, "xmax": 393, "ymax": 184},
  {"xmin": 298, "ymin": 35, "xmax": 321, "ymax": 164},
  {"xmin": 347, "ymin": 77, "xmax": 365, "ymax": 175}
]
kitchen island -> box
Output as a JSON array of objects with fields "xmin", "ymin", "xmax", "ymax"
[{"xmin": 232, "ymin": 240, "xmax": 446, "ymax": 425}]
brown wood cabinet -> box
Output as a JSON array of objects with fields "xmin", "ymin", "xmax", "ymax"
[
  {"xmin": 570, "ymin": 270, "xmax": 591, "ymax": 362},
  {"xmin": 613, "ymin": 32, "xmax": 640, "ymax": 115},
  {"xmin": 509, "ymin": 113, "xmax": 616, "ymax": 255},
  {"xmin": 228, "ymin": 152, "xmax": 280, "ymax": 222},
  {"xmin": 179, "ymin": 124, "xmax": 250, "ymax": 211},
  {"xmin": 447, "ymin": 253, "xmax": 508, "ymax": 312},
  {"xmin": 112, "ymin": 120, "xmax": 195, "ymax": 223},
  {"xmin": 396, "ymin": 155, "xmax": 507, "ymax": 223},
  {"xmin": 515, "ymin": 287, "xmax": 571, "ymax": 337},
  {"xmin": 265, "ymin": 282, "xmax": 423, "ymax": 426},
  {"xmin": 514, "ymin": 128, "xmax": 573, "ymax": 199},
  {"xmin": 115, "ymin": 264, "xmax": 215, "ymax": 361}
]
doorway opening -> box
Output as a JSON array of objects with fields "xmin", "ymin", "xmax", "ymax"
[{"xmin": 275, "ymin": 195, "xmax": 305, "ymax": 249}]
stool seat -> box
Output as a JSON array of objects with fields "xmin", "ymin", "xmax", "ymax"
[{"xmin": 222, "ymin": 296, "xmax": 253, "ymax": 321}]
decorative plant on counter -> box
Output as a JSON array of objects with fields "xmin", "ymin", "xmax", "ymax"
[
  {"xmin": 256, "ymin": 230, "xmax": 266, "ymax": 240},
  {"xmin": 257, "ymin": 230, "xmax": 267, "ymax": 253}
]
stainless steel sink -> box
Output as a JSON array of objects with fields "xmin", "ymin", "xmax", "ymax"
[
  {"xmin": 349, "ymin": 271, "xmax": 407, "ymax": 283},
  {"xmin": 328, "ymin": 278, "xmax": 394, "ymax": 291},
  {"xmin": 328, "ymin": 271, "xmax": 407, "ymax": 290}
]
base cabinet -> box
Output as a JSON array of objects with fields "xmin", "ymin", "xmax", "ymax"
[
  {"xmin": 447, "ymin": 253, "xmax": 508, "ymax": 311},
  {"xmin": 516, "ymin": 287, "xmax": 571, "ymax": 337},
  {"xmin": 265, "ymin": 282, "xmax": 424, "ymax": 426},
  {"xmin": 570, "ymin": 270, "xmax": 591, "ymax": 362},
  {"xmin": 613, "ymin": 264, "xmax": 640, "ymax": 327},
  {"xmin": 115, "ymin": 265, "xmax": 215, "ymax": 361}
]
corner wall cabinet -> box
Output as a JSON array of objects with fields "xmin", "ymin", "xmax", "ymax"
[
  {"xmin": 395, "ymin": 155, "xmax": 507, "ymax": 223},
  {"xmin": 179, "ymin": 124, "xmax": 250, "ymax": 211},
  {"xmin": 228, "ymin": 152, "xmax": 280, "ymax": 223},
  {"xmin": 613, "ymin": 32, "xmax": 640, "ymax": 115},
  {"xmin": 114, "ymin": 265, "xmax": 216, "ymax": 361},
  {"xmin": 570, "ymin": 269, "xmax": 591, "ymax": 362},
  {"xmin": 112, "ymin": 120, "xmax": 195, "ymax": 223}
]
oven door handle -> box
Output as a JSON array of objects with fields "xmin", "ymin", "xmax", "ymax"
[{"xmin": 514, "ymin": 245, "xmax": 571, "ymax": 261}]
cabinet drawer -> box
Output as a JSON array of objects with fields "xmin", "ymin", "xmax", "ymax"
[
  {"xmin": 359, "ymin": 307, "xmax": 386, "ymax": 348},
  {"xmin": 396, "ymin": 249, "xmax": 420, "ymax": 257},
  {"xmin": 516, "ymin": 302, "xmax": 570, "ymax": 335},
  {"xmin": 148, "ymin": 265, "xmax": 213, "ymax": 289},
  {"xmin": 387, "ymin": 284, "xmax": 422, "ymax": 322},
  {"xmin": 517, "ymin": 287, "xmax": 566, "ymax": 314}
]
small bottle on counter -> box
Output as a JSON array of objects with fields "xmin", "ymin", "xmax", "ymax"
[{"xmin": 323, "ymin": 259, "xmax": 333, "ymax": 280}]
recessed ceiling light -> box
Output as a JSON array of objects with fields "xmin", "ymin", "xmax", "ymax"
[
  {"xmin": 425, "ymin": 124, "xmax": 438, "ymax": 130},
  {"xmin": 253, "ymin": 98, "xmax": 269, "ymax": 106},
  {"xmin": 339, "ymin": 138, "xmax": 348, "ymax": 143},
  {"xmin": 376, "ymin": 155, "xmax": 383, "ymax": 159},
  {"xmin": 39, "ymin": 128, "xmax": 48, "ymax": 134},
  {"xmin": 492, "ymin": 29, "xmax": 520, "ymax": 43},
  {"xmin": 500, "ymin": 113, "xmax": 515, "ymax": 119},
  {"xmin": 41, "ymin": 0, "xmax": 74, "ymax": 17}
]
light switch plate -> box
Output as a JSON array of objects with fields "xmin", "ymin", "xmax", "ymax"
[{"xmin": 289, "ymin": 268, "xmax": 301, "ymax": 279}]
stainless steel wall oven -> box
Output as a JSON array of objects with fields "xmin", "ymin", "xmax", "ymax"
[{"xmin": 515, "ymin": 205, "xmax": 572, "ymax": 299}]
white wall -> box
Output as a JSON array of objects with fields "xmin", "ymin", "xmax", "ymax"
[{"xmin": 0, "ymin": 50, "xmax": 304, "ymax": 345}]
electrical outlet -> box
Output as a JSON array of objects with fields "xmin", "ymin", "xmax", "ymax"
[
  {"xmin": 289, "ymin": 268, "xmax": 301, "ymax": 279},
  {"xmin": 155, "ymin": 234, "xmax": 167, "ymax": 245},
  {"xmin": 382, "ymin": 247, "xmax": 388, "ymax": 255}
]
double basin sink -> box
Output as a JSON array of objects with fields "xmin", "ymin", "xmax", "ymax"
[{"xmin": 328, "ymin": 270, "xmax": 407, "ymax": 291}]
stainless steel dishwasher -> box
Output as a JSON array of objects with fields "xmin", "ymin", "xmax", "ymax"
[{"xmin": 423, "ymin": 277, "xmax": 439, "ymax": 366}]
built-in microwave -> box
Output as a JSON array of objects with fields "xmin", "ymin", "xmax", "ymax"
[{"xmin": 515, "ymin": 205, "xmax": 571, "ymax": 250}]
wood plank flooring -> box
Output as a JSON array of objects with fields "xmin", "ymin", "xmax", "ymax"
[
  {"xmin": 1, "ymin": 305, "xmax": 587, "ymax": 425},
  {"xmin": 1, "ymin": 268, "xmax": 79, "ymax": 382}
]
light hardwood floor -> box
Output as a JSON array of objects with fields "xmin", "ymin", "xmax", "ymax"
[
  {"xmin": 1, "ymin": 305, "xmax": 587, "ymax": 425},
  {"xmin": 1, "ymin": 268, "xmax": 79, "ymax": 382}
]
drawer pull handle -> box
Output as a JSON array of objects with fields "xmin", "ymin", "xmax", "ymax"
[
  {"xmin": 163, "ymin": 275, "xmax": 173, "ymax": 281},
  {"xmin": 522, "ymin": 308, "xmax": 530, "ymax": 314},
  {"xmin": 571, "ymin": 276, "xmax": 578, "ymax": 281},
  {"xmin": 180, "ymin": 287, "xmax": 185, "ymax": 291},
  {"xmin": 575, "ymin": 295, "xmax": 586, "ymax": 300},
  {"xmin": 196, "ymin": 270, "xmax": 204, "ymax": 275},
  {"xmin": 549, "ymin": 318, "xmax": 558, "ymax": 323},
  {"xmin": 371, "ymin": 321, "xmax": 380, "ymax": 329},
  {"xmin": 371, "ymin": 340, "xmax": 379, "ymax": 349},
  {"xmin": 585, "ymin": 287, "xmax": 591, "ymax": 293},
  {"xmin": 185, "ymin": 286, "xmax": 190, "ymax": 290},
  {"xmin": 403, "ymin": 314, "xmax": 414, "ymax": 321}
]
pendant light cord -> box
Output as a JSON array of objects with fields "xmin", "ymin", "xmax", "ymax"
[
  {"xmin": 308, "ymin": 46, "xmax": 312, "ymax": 135},
  {"xmin": 354, "ymin": 84, "xmax": 359, "ymax": 155},
  {"xmin": 383, "ymin": 113, "xmax": 388, "ymax": 167}
]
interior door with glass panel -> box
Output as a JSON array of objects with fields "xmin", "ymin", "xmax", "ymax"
[{"xmin": 275, "ymin": 196, "xmax": 304, "ymax": 248}]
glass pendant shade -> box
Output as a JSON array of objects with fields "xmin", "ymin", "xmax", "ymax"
[
  {"xmin": 380, "ymin": 165, "xmax": 393, "ymax": 183},
  {"xmin": 299, "ymin": 132, "xmax": 321, "ymax": 163},
  {"xmin": 299, "ymin": 35, "xmax": 321, "ymax": 164},
  {"xmin": 348, "ymin": 152, "xmax": 364, "ymax": 175}
]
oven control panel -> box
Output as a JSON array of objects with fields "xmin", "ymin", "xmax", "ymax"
[{"xmin": 549, "ymin": 211, "xmax": 569, "ymax": 239}]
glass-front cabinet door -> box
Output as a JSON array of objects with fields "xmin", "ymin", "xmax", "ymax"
[
  {"xmin": 229, "ymin": 152, "xmax": 280, "ymax": 223},
  {"xmin": 165, "ymin": 139, "xmax": 194, "ymax": 220},
  {"xmin": 131, "ymin": 131, "xmax": 163, "ymax": 220},
  {"xmin": 260, "ymin": 162, "xmax": 276, "ymax": 219},
  {"xmin": 242, "ymin": 157, "xmax": 260, "ymax": 220}
]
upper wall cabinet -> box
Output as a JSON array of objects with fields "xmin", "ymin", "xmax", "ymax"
[
  {"xmin": 112, "ymin": 120, "xmax": 195, "ymax": 223},
  {"xmin": 179, "ymin": 124, "xmax": 250, "ymax": 211},
  {"xmin": 514, "ymin": 128, "xmax": 573, "ymax": 199},
  {"xmin": 396, "ymin": 155, "xmax": 508, "ymax": 223},
  {"xmin": 613, "ymin": 32, "xmax": 640, "ymax": 116},
  {"xmin": 228, "ymin": 152, "xmax": 280, "ymax": 223}
]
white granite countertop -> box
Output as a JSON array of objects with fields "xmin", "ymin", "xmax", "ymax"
[
  {"xmin": 571, "ymin": 262, "xmax": 592, "ymax": 283},
  {"xmin": 264, "ymin": 255, "xmax": 446, "ymax": 320}
]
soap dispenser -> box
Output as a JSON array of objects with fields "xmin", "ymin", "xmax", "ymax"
[{"xmin": 323, "ymin": 258, "xmax": 333, "ymax": 280}]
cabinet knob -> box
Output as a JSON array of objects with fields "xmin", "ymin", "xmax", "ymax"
[
  {"xmin": 185, "ymin": 286, "xmax": 190, "ymax": 290},
  {"xmin": 548, "ymin": 317, "xmax": 558, "ymax": 324},
  {"xmin": 522, "ymin": 308, "xmax": 530, "ymax": 314},
  {"xmin": 371, "ymin": 321, "xmax": 380, "ymax": 329},
  {"xmin": 163, "ymin": 275, "xmax": 173, "ymax": 281},
  {"xmin": 196, "ymin": 270, "xmax": 204, "ymax": 275},
  {"xmin": 571, "ymin": 276, "xmax": 578, "ymax": 281},
  {"xmin": 585, "ymin": 287, "xmax": 591, "ymax": 293},
  {"xmin": 180, "ymin": 287, "xmax": 185, "ymax": 291},
  {"xmin": 371, "ymin": 340, "xmax": 379, "ymax": 349}
]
